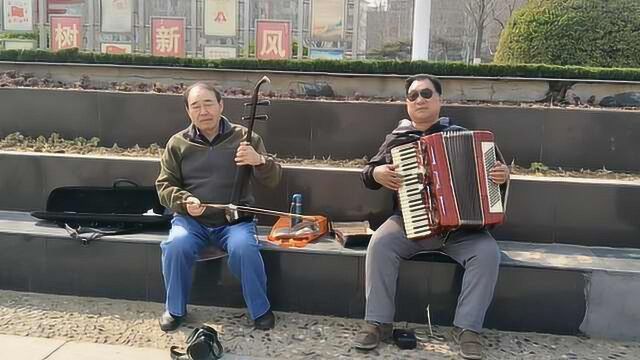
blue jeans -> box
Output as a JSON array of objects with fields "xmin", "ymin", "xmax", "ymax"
[{"xmin": 160, "ymin": 214, "xmax": 270, "ymax": 320}]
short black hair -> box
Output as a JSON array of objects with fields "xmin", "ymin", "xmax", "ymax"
[
  {"xmin": 405, "ymin": 74, "xmax": 443, "ymax": 95},
  {"xmin": 183, "ymin": 82, "xmax": 222, "ymax": 108}
]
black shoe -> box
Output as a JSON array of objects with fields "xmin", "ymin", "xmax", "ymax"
[
  {"xmin": 159, "ymin": 311, "xmax": 184, "ymax": 332},
  {"xmin": 254, "ymin": 310, "xmax": 275, "ymax": 330}
]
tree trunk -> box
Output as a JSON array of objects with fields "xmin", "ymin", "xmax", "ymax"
[{"xmin": 474, "ymin": 21, "xmax": 484, "ymax": 59}]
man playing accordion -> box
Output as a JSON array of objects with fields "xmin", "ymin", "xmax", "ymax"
[{"xmin": 354, "ymin": 74, "xmax": 509, "ymax": 360}]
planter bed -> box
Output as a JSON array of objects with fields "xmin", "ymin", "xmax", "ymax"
[{"xmin": 2, "ymin": 87, "xmax": 640, "ymax": 171}]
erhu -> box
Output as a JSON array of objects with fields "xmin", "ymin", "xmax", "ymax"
[{"xmin": 226, "ymin": 76, "xmax": 271, "ymax": 223}]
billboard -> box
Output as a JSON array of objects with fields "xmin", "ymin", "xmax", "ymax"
[
  {"xmin": 204, "ymin": 46, "xmax": 237, "ymax": 59},
  {"xmin": 311, "ymin": 0, "xmax": 344, "ymax": 42},
  {"xmin": 101, "ymin": 0, "xmax": 132, "ymax": 33},
  {"xmin": 204, "ymin": 0, "xmax": 236, "ymax": 37},
  {"xmin": 151, "ymin": 17, "xmax": 185, "ymax": 57},
  {"xmin": 50, "ymin": 15, "xmax": 82, "ymax": 51},
  {"xmin": 101, "ymin": 42, "xmax": 132, "ymax": 54},
  {"xmin": 309, "ymin": 48, "xmax": 344, "ymax": 60},
  {"xmin": 256, "ymin": 20, "xmax": 290, "ymax": 60},
  {"xmin": 3, "ymin": 0, "xmax": 33, "ymax": 31},
  {"xmin": 3, "ymin": 39, "xmax": 35, "ymax": 49}
]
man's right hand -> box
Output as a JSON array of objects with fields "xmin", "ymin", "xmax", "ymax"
[
  {"xmin": 185, "ymin": 196, "xmax": 206, "ymax": 217},
  {"xmin": 373, "ymin": 164, "xmax": 402, "ymax": 191}
]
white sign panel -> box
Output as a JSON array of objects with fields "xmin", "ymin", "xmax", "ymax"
[
  {"xmin": 204, "ymin": 46, "xmax": 237, "ymax": 59},
  {"xmin": 3, "ymin": 0, "xmax": 33, "ymax": 31}
]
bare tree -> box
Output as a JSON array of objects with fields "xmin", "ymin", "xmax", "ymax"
[
  {"xmin": 487, "ymin": 0, "xmax": 525, "ymax": 55},
  {"xmin": 432, "ymin": 36, "xmax": 458, "ymax": 61},
  {"xmin": 492, "ymin": 0, "xmax": 521, "ymax": 31},
  {"xmin": 464, "ymin": 0, "xmax": 498, "ymax": 61}
]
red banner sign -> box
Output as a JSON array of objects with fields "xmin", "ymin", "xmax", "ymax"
[
  {"xmin": 256, "ymin": 20, "xmax": 291, "ymax": 60},
  {"xmin": 50, "ymin": 16, "xmax": 82, "ymax": 51},
  {"xmin": 151, "ymin": 17, "xmax": 185, "ymax": 57}
]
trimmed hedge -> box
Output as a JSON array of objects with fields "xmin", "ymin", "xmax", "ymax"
[
  {"xmin": 1, "ymin": 48, "xmax": 640, "ymax": 81},
  {"xmin": 495, "ymin": 0, "xmax": 640, "ymax": 68},
  {"xmin": 0, "ymin": 32, "xmax": 37, "ymax": 40}
]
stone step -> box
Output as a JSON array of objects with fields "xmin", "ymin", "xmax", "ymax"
[
  {"xmin": 1, "ymin": 210, "xmax": 639, "ymax": 340},
  {"xmin": 1, "ymin": 151, "xmax": 638, "ymax": 248}
]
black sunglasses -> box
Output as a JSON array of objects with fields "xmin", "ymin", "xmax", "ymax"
[{"xmin": 406, "ymin": 88, "xmax": 435, "ymax": 102}]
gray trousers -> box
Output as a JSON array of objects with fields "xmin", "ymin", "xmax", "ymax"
[{"xmin": 365, "ymin": 215, "xmax": 500, "ymax": 332}]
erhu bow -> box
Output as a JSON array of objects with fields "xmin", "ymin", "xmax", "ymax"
[{"xmin": 226, "ymin": 76, "xmax": 271, "ymax": 222}]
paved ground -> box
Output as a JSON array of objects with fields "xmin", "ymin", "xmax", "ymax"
[
  {"xmin": 0, "ymin": 290, "xmax": 638, "ymax": 359},
  {"xmin": 0, "ymin": 334, "xmax": 266, "ymax": 359}
]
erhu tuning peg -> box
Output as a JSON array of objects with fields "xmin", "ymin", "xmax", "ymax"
[
  {"xmin": 242, "ymin": 114, "xmax": 268, "ymax": 121},
  {"xmin": 243, "ymin": 99, "xmax": 271, "ymax": 107}
]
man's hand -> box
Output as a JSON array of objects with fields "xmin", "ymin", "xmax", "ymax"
[
  {"xmin": 235, "ymin": 141, "xmax": 265, "ymax": 166},
  {"xmin": 373, "ymin": 164, "xmax": 402, "ymax": 191},
  {"xmin": 185, "ymin": 196, "xmax": 205, "ymax": 217},
  {"xmin": 489, "ymin": 161, "xmax": 509, "ymax": 185}
]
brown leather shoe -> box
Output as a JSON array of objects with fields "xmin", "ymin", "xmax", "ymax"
[
  {"xmin": 452, "ymin": 327, "xmax": 483, "ymax": 360},
  {"xmin": 353, "ymin": 322, "xmax": 393, "ymax": 351}
]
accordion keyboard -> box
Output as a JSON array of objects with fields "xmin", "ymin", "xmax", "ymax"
[{"xmin": 390, "ymin": 142, "xmax": 433, "ymax": 239}]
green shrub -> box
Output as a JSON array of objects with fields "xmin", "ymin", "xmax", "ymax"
[
  {"xmin": 0, "ymin": 32, "xmax": 37, "ymax": 40},
  {"xmin": 495, "ymin": 0, "xmax": 640, "ymax": 67},
  {"xmin": 3, "ymin": 48, "xmax": 640, "ymax": 81}
]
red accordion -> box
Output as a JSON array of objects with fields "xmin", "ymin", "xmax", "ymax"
[{"xmin": 391, "ymin": 131, "xmax": 507, "ymax": 240}]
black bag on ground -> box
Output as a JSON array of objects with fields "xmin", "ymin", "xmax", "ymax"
[
  {"xmin": 30, "ymin": 179, "xmax": 171, "ymax": 244},
  {"xmin": 170, "ymin": 325, "xmax": 223, "ymax": 360}
]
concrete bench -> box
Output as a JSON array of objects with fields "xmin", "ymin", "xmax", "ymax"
[{"xmin": 0, "ymin": 210, "xmax": 638, "ymax": 341}]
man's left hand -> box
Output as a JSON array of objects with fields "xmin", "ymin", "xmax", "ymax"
[
  {"xmin": 489, "ymin": 161, "xmax": 509, "ymax": 185},
  {"xmin": 235, "ymin": 141, "xmax": 265, "ymax": 166}
]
